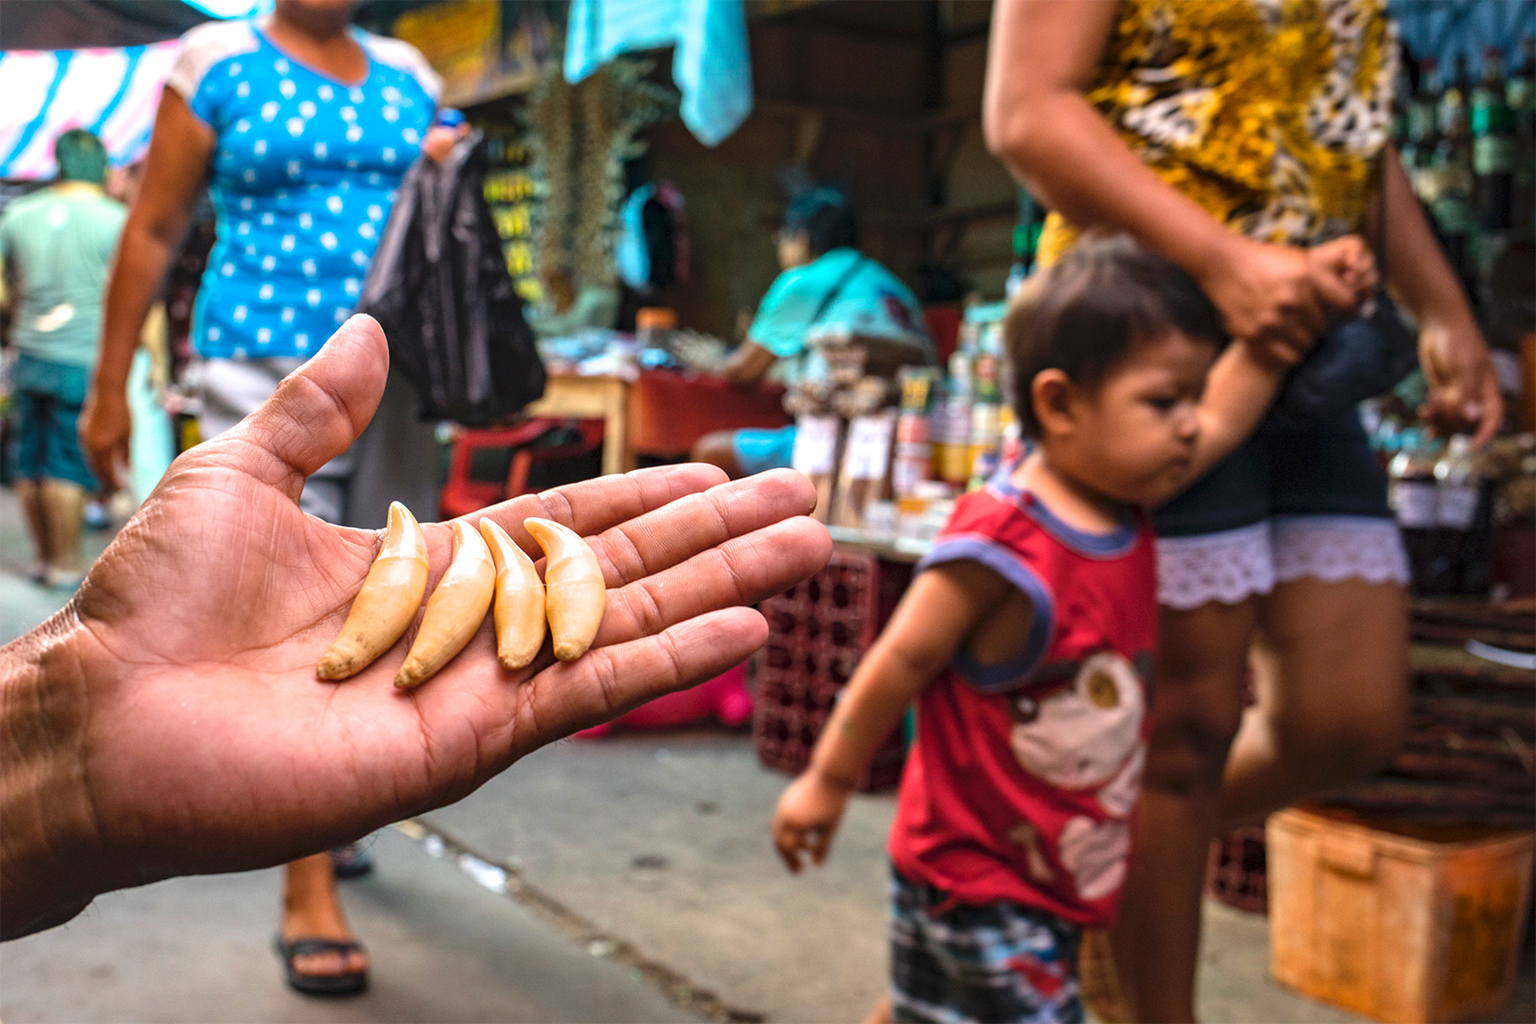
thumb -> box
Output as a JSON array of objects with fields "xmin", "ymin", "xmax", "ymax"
[{"xmin": 225, "ymin": 315, "xmax": 389, "ymax": 492}]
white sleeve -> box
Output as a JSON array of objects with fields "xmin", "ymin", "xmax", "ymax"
[
  {"xmin": 360, "ymin": 34, "xmax": 443, "ymax": 104},
  {"xmin": 164, "ymin": 19, "xmax": 260, "ymax": 103}
]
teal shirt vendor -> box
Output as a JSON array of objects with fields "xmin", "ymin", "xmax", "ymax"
[{"xmin": 692, "ymin": 187, "xmax": 932, "ymax": 478}]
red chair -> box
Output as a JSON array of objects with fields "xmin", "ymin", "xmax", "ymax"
[{"xmin": 439, "ymin": 418, "xmax": 605, "ymax": 519}]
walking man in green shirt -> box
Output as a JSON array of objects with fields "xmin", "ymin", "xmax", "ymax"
[{"xmin": 1, "ymin": 130, "xmax": 126, "ymax": 589}]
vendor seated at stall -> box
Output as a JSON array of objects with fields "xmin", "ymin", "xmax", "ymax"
[{"xmin": 691, "ymin": 187, "xmax": 933, "ymax": 478}]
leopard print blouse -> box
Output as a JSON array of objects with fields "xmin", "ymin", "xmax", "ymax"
[{"xmin": 1037, "ymin": 0, "xmax": 1398, "ymax": 265}]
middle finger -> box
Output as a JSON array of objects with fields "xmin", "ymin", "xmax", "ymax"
[{"xmin": 595, "ymin": 514, "xmax": 832, "ymax": 649}]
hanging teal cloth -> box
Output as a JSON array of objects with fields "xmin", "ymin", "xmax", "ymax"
[{"xmin": 564, "ymin": 0, "xmax": 753, "ymax": 147}]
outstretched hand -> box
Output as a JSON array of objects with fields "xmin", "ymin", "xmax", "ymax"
[{"xmin": 2, "ymin": 316, "xmax": 831, "ymax": 938}]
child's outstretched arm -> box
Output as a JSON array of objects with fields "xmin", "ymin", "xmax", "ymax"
[
  {"xmin": 1182, "ymin": 339, "xmax": 1289, "ymax": 481},
  {"xmin": 772, "ymin": 561, "xmax": 1009, "ymax": 873}
]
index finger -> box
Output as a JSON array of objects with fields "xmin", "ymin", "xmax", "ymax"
[{"xmin": 474, "ymin": 463, "xmax": 729, "ymax": 553}]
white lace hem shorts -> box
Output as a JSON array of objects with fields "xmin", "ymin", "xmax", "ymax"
[{"xmin": 1156, "ymin": 515, "xmax": 1410, "ymax": 610}]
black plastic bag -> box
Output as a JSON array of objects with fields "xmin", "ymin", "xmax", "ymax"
[{"xmin": 357, "ymin": 130, "xmax": 545, "ymax": 425}]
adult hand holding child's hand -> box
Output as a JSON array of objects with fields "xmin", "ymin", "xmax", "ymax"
[
  {"xmin": 2, "ymin": 315, "xmax": 831, "ymax": 940},
  {"xmin": 1197, "ymin": 234, "xmax": 1375, "ymax": 368}
]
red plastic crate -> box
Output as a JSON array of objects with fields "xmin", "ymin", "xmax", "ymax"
[
  {"xmin": 1207, "ymin": 825, "xmax": 1268, "ymax": 914},
  {"xmin": 752, "ymin": 550, "xmax": 912, "ymax": 791}
]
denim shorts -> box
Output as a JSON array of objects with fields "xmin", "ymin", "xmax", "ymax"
[
  {"xmin": 10, "ymin": 353, "xmax": 97, "ymax": 491},
  {"xmin": 889, "ymin": 867, "xmax": 1083, "ymax": 1024},
  {"xmin": 1152, "ymin": 409, "xmax": 1408, "ymax": 609}
]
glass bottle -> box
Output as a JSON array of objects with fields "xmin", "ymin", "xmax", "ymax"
[
  {"xmin": 1433, "ymin": 435, "xmax": 1482, "ymax": 594},
  {"xmin": 1406, "ymin": 58, "xmax": 1442, "ymax": 199},
  {"xmin": 1508, "ymin": 36, "xmax": 1536, "ymax": 228},
  {"xmin": 1471, "ymin": 47, "xmax": 1516, "ymax": 231},
  {"xmin": 1389, "ymin": 429, "xmax": 1444, "ymax": 595}
]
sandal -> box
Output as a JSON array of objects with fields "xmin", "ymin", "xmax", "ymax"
[
  {"xmin": 273, "ymin": 935, "xmax": 369, "ymax": 996},
  {"xmin": 327, "ymin": 841, "xmax": 374, "ymax": 879},
  {"xmin": 1077, "ymin": 927, "xmax": 1132, "ymax": 1024}
]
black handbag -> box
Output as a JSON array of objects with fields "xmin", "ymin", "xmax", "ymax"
[
  {"xmin": 1270, "ymin": 215, "xmax": 1418, "ymax": 428},
  {"xmin": 357, "ymin": 130, "xmax": 546, "ymax": 426}
]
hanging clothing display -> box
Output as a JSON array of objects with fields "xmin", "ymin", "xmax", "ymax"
[{"xmin": 563, "ymin": 0, "xmax": 752, "ymax": 147}]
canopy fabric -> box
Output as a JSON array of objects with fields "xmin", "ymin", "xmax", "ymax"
[
  {"xmin": 565, "ymin": 0, "xmax": 753, "ymax": 147},
  {"xmin": 0, "ymin": 40, "xmax": 180, "ymax": 179}
]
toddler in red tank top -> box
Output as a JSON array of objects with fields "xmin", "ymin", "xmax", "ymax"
[{"xmin": 772, "ymin": 236, "xmax": 1321, "ymax": 1023}]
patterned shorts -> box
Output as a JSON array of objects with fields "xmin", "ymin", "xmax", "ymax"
[{"xmin": 889, "ymin": 867, "xmax": 1083, "ymax": 1024}]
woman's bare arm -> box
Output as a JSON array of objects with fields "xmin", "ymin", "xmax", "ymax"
[
  {"xmin": 1375, "ymin": 147, "xmax": 1503, "ymax": 443},
  {"xmin": 983, "ymin": 0, "xmax": 1357, "ymax": 356},
  {"xmin": 719, "ymin": 339, "xmax": 777, "ymax": 386},
  {"xmin": 80, "ymin": 88, "xmax": 214, "ymax": 489}
]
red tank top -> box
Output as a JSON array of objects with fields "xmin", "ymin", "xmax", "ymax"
[{"xmin": 888, "ymin": 471, "xmax": 1158, "ymax": 927}]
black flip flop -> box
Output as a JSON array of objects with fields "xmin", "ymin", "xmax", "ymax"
[
  {"xmin": 328, "ymin": 842, "xmax": 374, "ymax": 879},
  {"xmin": 274, "ymin": 935, "xmax": 369, "ymax": 996}
]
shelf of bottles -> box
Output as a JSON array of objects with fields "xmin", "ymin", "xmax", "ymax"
[
  {"xmin": 1396, "ymin": 37, "xmax": 1535, "ymax": 302},
  {"xmin": 480, "ymin": 128, "xmax": 542, "ymax": 306},
  {"xmin": 1383, "ymin": 37, "xmax": 1535, "ymax": 600}
]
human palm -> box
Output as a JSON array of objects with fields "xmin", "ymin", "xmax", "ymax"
[{"xmin": 30, "ymin": 317, "xmax": 829, "ymax": 913}]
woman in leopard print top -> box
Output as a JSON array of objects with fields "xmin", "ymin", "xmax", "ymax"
[{"xmin": 985, "ymin": 2, "xmax": 1502, "ymax": 1020}]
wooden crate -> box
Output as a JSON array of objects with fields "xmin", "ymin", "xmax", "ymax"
[{"xmin": 1268, "ymin": 807, "xmax": 1534, "ymax": 1023}]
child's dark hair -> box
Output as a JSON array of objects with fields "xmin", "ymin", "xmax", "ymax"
[
  {"xmin": 1004, "ymin": 234, "xmax": 1227, "ymax": 437},
  {"xmin": 783, "ymin": 186, "xmax": 858, "ymax": 256}
]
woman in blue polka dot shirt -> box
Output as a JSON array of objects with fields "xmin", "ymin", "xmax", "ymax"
[{"xmin": 80, "ymin": 0, "xmax": 463, "ymax": 997}]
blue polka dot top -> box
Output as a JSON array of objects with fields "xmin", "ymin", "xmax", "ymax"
[{"xmin": 166, "ymin": 19, "xmax": 440, "ymax": 360}]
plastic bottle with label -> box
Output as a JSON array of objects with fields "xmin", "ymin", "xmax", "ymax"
[
  {"xmin": 938, "ymin": 351, "xmax": 976, "ymax": 487},
  {"xmin": 893, "ymin": 367, "xmax": 939, "ymax": 499}
]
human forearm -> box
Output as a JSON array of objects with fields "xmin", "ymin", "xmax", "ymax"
[
  {"xmin": 1186, "ymin": 345, "xmax": 1285, "ymax": 481},
  {"xmin": 1378, "ymin": 148, "xmax": 1475, "ymax": 329},
  {"xmin": 987, "ymin": 90, "xmax": 1234, "ymax": 282},
  {"xmin": 1377, "ymin": 148, "xmax": 1503, "ymax": 442},
  {"xmin": 94, "ymin": 218, "xmax": 179, "ymax": 396},
  {"xmin": 806, "ymin": 643, "xmax": 931, "ymax": 792},
  {"xmin": 720, "ymin": 340, "xmax": 775, "ymax": 386}
]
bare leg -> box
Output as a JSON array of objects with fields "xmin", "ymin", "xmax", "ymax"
[
  {"xmin": 280, "ymin": 854, "xmax": 368, "ymax": 979},
  {"xmin": 39, "ymin": 479, "xmax": 89, "ymax": 575},
  {"xmin": 1109, "ymin": 599, "xmax": 1255, "ymax": 1024},
  {"xmin": 863, "ymin": 994, "xmax": 892, "ymax": 1024},
  {"xmin": 690, "ymin": 430, "xmax": 742, "ymax": 478},
  {"xmin": 1217, "ymin": 578, "xmax": 1408, "ymax": 829},
  {"xmin": 14, "ymin": 479, "xmax": 50, "ymax": 576}
]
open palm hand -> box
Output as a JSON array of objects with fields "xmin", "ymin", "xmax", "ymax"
[{"xmin": 6, "ymin": 317, "xmax": 829, "ymax": 937}]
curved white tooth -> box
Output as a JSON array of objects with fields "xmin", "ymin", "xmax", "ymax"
[
  {"xmin": 317, "ymin": 501, "xmax": 429, "ymax": 680},
  {"xmin": 480, "ymin": 518, "xmax": 546, "ymax": 670},
  {"xmin": 395, "ymin": 519, "xmax": 496, "ymax": 688},
  {"xmin": 523, "ymin": 517, "xmax": 606, "ymax": 662}
]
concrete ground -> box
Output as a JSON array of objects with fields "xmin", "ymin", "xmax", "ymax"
[{"xmin": 2, "ymin": 484, "xmax": 1531, "ymax": 1023}]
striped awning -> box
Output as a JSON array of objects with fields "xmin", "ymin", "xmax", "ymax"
[{"xmin": 0, "ymin": 40, "xmax": 181, "ymax": 179}]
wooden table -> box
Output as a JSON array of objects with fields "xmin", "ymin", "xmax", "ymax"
[
  {"xmin": 523, "ymin": 370, "xmax": 791, "ymax": 477},
  {"xmin": 523, "ymin": 373, "xmax": 634, "ymax": 476}
]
